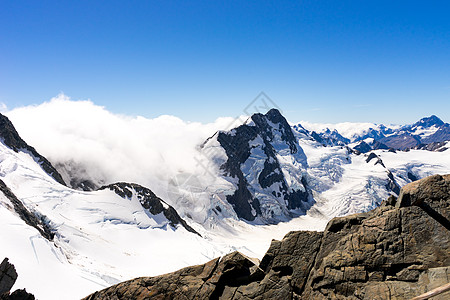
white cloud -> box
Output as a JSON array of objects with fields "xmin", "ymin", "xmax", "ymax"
[
  {"xmin": 0, "ymin": 102, "xmax": 7, "ymax": 113},
  {"xmin": 6, "ymin": 94, "xmax": 239, "ymax": 198}
]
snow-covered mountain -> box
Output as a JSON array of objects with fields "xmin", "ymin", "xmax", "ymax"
[
  {"xmin": 202, "ymin": 109, "xmax": 312, "ymax": 223},
  {"xmin": 2, "ymin": 107, "xmax": 450, "ymax": 299},
  {"xmin": 299, "ymin": 115, "xmax": 450, "ymax": 151}
]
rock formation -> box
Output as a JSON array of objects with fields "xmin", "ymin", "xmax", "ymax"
[
  {"xmin": 0, "ymin": 258, "xmax": 35, "ymax": 300},
  {"xmin": 84, "ymin": 174, "xmax": 450, "ymax": 299}
]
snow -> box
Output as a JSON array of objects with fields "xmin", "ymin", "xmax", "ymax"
[
  {"xmin": 410, "ymin": 125, "xmax": 439, "ymax": 138},
  {"xmin": 0, "ymin": 139, "xmax": 327, "ymax": 299},
  {"xmin": 0, "ymin": 194, "xmax": 105, "ymax": 299}
]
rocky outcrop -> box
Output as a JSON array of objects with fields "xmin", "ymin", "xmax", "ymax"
[
  {"xmin": 0, "ymin": 259, "xmax": 17, "ymax": 296},
  {"xmin": 301, "ymin": 175, "xmax": 449, "ymax": 299},
  {"xmin": 354, "ymin": 141, "xmax": 389, "ymax": 154},
  {"xmin": 364, "ymin": 153, "xmax": 401, "ymax": 196},
  {"xmin": 0, "ymin": 258, "xmax": 34, "ymax": 300},
  {"xmin": 414, "ymin": 141, "xmax": 448, "ymax": 152},
  {"xmin": 0, "ymin": 113, "xmax": 66, "ymax": 186},
  {"xmin": 99, "ymin": 182, "xmax": 200, "ymax": 236},
  {"xmin": 0, "ymin": 180, "xmax": 54, "ymax": 240},
  {"xmin": 84, "ymin": 174, "xmax": 450, "ymax": 299}
]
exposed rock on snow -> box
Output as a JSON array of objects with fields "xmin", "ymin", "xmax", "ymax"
[
  {"xmin": 0, "ymin": 113, "xmax": 66, "ymax": 186},
  {"xmin": 0, "ymin": 258, "xmax": 35, "ymax": 300},
  {"xmin": 0, "ymin": 180, "xmax": 54, "ymax": 240},
  {"xmin": 83, "ymin": 174, "xmax": 450, "ymax": 299},
  {"xmin": 99, "ymin": 182, "xmax": 200, "ymax": 236}
]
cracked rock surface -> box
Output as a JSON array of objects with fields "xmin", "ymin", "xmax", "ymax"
[{"xmin": 83, "ymin": 174, "xmax": 450, "ymax": 300}]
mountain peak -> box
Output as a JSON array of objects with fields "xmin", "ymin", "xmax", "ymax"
[
  {"xmin": 213, "ymin": 107, "xmax": 311, "ymax": 222},
  {"xmin": 250, "ymin": 108, "xmax": 297, "ymax": 154},
  {"xmin": 264, "ymin": 108, "xmax": 283, "ymax": 118},
  {"xmin": 414, "ymin": 115, "xmax": 444, "ymax": 128}
]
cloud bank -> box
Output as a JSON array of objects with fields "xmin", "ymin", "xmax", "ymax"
[{"xmin": 6, "ymin": 94, "xmax": 239, "ymax": 198}]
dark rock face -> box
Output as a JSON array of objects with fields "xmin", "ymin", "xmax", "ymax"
[
  {"xmin": 311, "ymin": 129, "xmax": 350, "ymax": 146},
  {"xmin": 371, "ymin": 140, "xmax": 389, "ymax": 151},
  {"xmin": 0, "ymin": 258, "xmax": 34, "ymax": 300},
  {"xmin": 99, "ymin": 182, "xmax": 200, "ymax": 236},
  {"xmin": 84, "ymin": 174, "xmax": 450, "ymax": 300},
  {"xmin": 0, "ymin": 180, "xmax": 54, "ymax": 240},
  {"xmin": 354, "ymin": 141, "xmax": 389, "ymax": 154},
  {"xmin": 354, "ymin": 141, "xmax": 372, "ymax": 154},
  {"xmin": 379, "ymin": 133, "xmax": 422, "ymax": 150},
  {"xmin": 0, "ymin": 259, "xmax": 17, "ymax": 295},
  {"xmin": 422, "ymin": 123, "xmax": 450, "ymax": 144},
  {"xmin": 0, "ymin": 113, "xmax": 66, "ymax": 186},
  {"xmin": 216, "ymin": 108, "xmax": 310, "ymax": 222}
]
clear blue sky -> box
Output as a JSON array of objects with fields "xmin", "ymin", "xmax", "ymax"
[{"xmin": 1, "ymin": 0, "xmax": 449, "ymax": 124}]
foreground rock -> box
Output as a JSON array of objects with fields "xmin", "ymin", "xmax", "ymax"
[
  {"xmin": 84, "ymin": 174, "xmax": 450, "ymax": 300},
  {"xmin": 0, "ymin": 258, "xmax": 34, "ymax": 300}
]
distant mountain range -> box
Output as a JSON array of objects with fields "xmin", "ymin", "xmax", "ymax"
[{"xmin": 298, "ymin": 115, "xmax": 450, "ymax": 152}]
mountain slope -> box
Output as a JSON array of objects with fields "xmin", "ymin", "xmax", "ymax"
[{"xmin": 0, "ymin": 113, "xmax": 66, "ymax": 186}]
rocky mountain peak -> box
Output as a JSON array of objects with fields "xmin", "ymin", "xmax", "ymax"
[
  {"xmin": 215, "ymin": 108, "xmax": 311, "ymax": 222},
  {"xmin": 250, "ymin": 108, "xmax": 298, "ymax": 154},
  {"xmin": 413, "ymin": 115, "xmax": 444, "ymax": 128}
]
